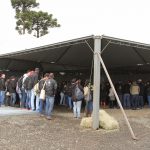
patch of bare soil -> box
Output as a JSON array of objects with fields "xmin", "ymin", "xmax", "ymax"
[{"xmin": 0, "ymin": 106, "xmax": 150, "ymax": 150}]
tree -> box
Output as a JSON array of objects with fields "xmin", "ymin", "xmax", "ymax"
[
  {"xmin": 30, "ymin": 11, "xmax": 60, "ymax": 38},
  {"xmin": 11, "ymin": 0, "xmax": 39, "ymax": 13},
  {"xmin": 11, "ymin": 0, "xmax": 39, "ymax": 34},
  {"xmin": 11, "ymin": 0, "xmax": 60, "ymax": 37}
]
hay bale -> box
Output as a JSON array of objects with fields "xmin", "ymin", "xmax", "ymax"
[
  {"xmin": 80, "ymin": 109, "xmax": 119, "ymax": 130},
  {"xmin": 80, "ymin": 117, "xmax": 92, "ymax": 128},
  {"xmin": 99, "ymin": 110, "xmax": 119, "ymax": 130}
]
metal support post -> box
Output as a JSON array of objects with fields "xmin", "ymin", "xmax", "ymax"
[{"xmin": 92, "ymin": 36, "xmax": 101, "ymax": 129}]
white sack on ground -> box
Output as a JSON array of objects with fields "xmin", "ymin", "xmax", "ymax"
[
  {"xmin": 80, "ymin": 117, "xmax": 92, "ymax": 128},
  {"xmin": 99, "ymin": 110, "xmax": 119, "ymax": 130},
  {"xmin": 80, "ymin": 110, "xmax": 119, "ymax": 130}
]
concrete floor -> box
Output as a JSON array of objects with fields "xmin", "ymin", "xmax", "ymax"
[{"xmin": 0, "ymin": 106, "xmax": 36, "ymax": 116}]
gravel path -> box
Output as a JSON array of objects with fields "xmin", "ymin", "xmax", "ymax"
[{"xmin": 0, "ymin": 106, "xmax": 150, "ymax": 150}]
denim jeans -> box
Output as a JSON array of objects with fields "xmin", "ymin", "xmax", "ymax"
[
  {"xmin": 68, "ymin": 96, "xmax": 72, "ymax": 109},
  {"xmin": 60, "ymin": 92, "xmax": 65, "ymax": 105},
  {"xmin": 36, "ymin": 95, "xmax": 40, "ymax": 111},
  {"xmin": 22, "ymin": 89, "xmax": 27, "ymax": 108},
  {"xmin": 39, "ymin": 99, "xmax": 46, "ymax": 114},
  {"xmin": 0, "ymin": 91, "xmax": 5, "ymax": 106},
  {"xmin": 147, "ymin": 96, "xmax": 150, "ymax": 107},
  {"xmin": 138, "ymin": 96, "xmax": 144, "ymax": 108},
  {"xmin": 11, "ymin": 93, "xmax": 16, "ymax": 106},
  {"xmin": 18, "ymin": 93, "xmax": 22, "ymax": 107},
  {"xmin": 73, "ymin": 101, "xmax": 82, "ymax": 118},
  {"xmin": 46, "ymin": 96, "xmax": 54, "ymax": 116},
  {"xmin": 26, "ymin": 90, "xmax": 32, "ymax": 109},
  {"xmin": 131, "ymin": 95, "xmax": 138, "ymax": 109},
  {"xmin": 30, "ymin": 89, "xmax": 35, "ymax": 110},
  {"xmin": 123, "ymin": 94, "xmax": 131, "ymax": 108}
]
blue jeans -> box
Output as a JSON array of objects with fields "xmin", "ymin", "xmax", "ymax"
[
  {"xmin": 18, "ymin": 93, "xmax": 22, "ymax": 107},
  {"xmin": 36, "ymin": 95, "xmax": 40, "ymax": 111},
  {"xmin": 138, "ymin": 96, "xmax": 144, "ymax": 108},
  {"xmin": 30, "ymin": 89, "xmax": 35, "ymax": 110},
  {"xmin": 68, "ymin": 96, "xmax": 72, "ymax": 109},
  {"xmin": 46, "ymin": 96, "xmax": 54, "ymax": 116},
  {"xmin": 39, "ymin": 99, "xmax": 46, "ymax": 114},
  {"xmin": 123, "ymin": 94, "xmax": 130, "ymax": 108},
  {"xmin": 147, "ymin": 96, "xmax": 150, "ymax": 107},
  {"xmin": 26, "ymin": 90, "xmax": 32, "ymax": 109},
  {"xmin": 0, "ymin": 91, "xmax": 5, "ymax": 106},
  {"xmin": 11, "ymin": 93, "xmax": 16, "ymax": 106},
  {"xmin": 22, "ymin": 89, "xmax": 27, "ymax": 108},
  {"xmin": 131, "ymin": 95, "xmax": 138, "ymax": 109},
  {"xmin": 73, "ymin": 101, "xmax": 82, "ymax": 118}
]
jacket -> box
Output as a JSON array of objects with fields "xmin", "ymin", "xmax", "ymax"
[
  {"xmin": 0, "ymin": 78, "xmax": 6, "ymax": 91},
  {"xmin": 44, "ymin": 79, "xmax": 57, "ymax": 96}
]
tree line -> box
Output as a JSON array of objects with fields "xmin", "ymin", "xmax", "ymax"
[{"xmin": 11, "ymin": 0, "xmax": 60, "ymax": 38}]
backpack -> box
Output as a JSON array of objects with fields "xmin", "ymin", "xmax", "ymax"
[{"xmin": 33, "ymin": 82, "xmax": 40, "ymax": 95}]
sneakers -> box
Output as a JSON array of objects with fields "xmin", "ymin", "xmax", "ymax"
[{"xmin": 46, "ymin": 116, "xmax": 52, "ymax": 120}]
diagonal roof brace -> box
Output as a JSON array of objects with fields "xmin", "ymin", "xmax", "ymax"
[{"xmin": 132, "ymin": 47, "xmax": 147, "ymax": 64}]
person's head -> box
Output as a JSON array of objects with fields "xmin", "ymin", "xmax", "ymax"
[
  {"xmin": 35, "ymin": 68, "xmax": 40, "ymax": 74},
  {"xmin": 44, "ymin": 73, "xmax": 49, "ymax": 79},
  {"xmin": 71, "ymin": 78, "xmax": 76, "ymax": 84},
  {"xmin": 10, "ymin": 76, "xmax": 15, "ymax": 80},
  {"xmin": 75, "ymin": 79, "xmax": 81, "ymax": 84},
  {"xmin": 132, "ymin": 81, "xmax": 137, "ymax": 85},
  {"xmin": 137, "ymin": 79, "xmax": 142, "ymax": 83},
  {"xmin": 49, "ymin": 73, "xmax": 54, "ymax": 79},
  {"xmin": 1, "ymin": 73, "xmax": 5, "ymax": 79}
]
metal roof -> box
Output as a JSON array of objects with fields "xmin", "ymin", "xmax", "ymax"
[{"xmin": 1, "ymin": 35, "xmax": 150, "ymax": 73}]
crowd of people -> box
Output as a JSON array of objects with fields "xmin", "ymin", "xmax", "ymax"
[
  {"xmin": 0, "ymin": 68, "xmax": 149, "ymax": 120},
  {"xmin": 101, "ymin": 79, "xmax": 150, "ymax": 109},
  {"xmin": 0, "ymin": 68, "xmax": 93, "ymax": 119}
]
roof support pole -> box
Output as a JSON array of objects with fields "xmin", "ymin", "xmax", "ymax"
[
  {"xmin": 95, "ymin": 52, "xmax": 137, "ymax": 140},
  {"xmin": 92, "ymin": 36, "xmax": 101, "ymax": 129}
]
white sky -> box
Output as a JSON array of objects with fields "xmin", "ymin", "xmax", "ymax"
[{"xmin": 0, "ymin": 0, "xmax": 150, "ymax": 54}]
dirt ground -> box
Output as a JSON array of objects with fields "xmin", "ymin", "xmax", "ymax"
[{"xmin": 0, "ymin": 106, "xmax": 150, "ymax": 150}]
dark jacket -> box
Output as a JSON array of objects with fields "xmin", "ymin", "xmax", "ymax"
[
  {"xmin": 138, "ymin": 83, "xmax": 144, "ymax": 96},
  {"xmin": 24, "ymin": 76, "xmax": 34, "ymax": 90},
  {"xmin": 146, "ymin": 85, "xmax": 150, "ymax": 96},
  {"xmin": 44, "ymin": 79, "xmax": 57, "ymax": 96},
  {"xmin": 32, "ymin": 72, "xmax": 39, "ymax": 87},
  {"xmin": 123, "ymin": 84, "xmax": 130, "ymax": 94},
  {"xmin": 0, "ymin": 78, "xmax": 6, "ymax": 91},
  {"xmin": 7, "ymin": 79, "xmax": 17, "ymax": 93},
  {"xmin": 65, "ymin": 83, "xmax": 75, "ymax": 97}
]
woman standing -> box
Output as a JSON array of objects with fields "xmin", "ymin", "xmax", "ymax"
[{"xmin": 84, "ymin": 80, "xmax": 93, "ymax": 117}]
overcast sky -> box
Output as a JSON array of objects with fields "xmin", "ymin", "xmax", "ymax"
[{"xmin": 0, "ymin": 0, "xmax": 150, "ymax": 54}]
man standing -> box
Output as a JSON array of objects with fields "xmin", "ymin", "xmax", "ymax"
[
  {"xmin": 27, "ymin": 68, "xmax": 40, "ymax": 111},
  {"xmin": 45, "ymin": 73, "xmax": 57, "ymax": 120},
  {"xmin": 0, "ymin": 74, "xmax": 6, "ymax": 106}
]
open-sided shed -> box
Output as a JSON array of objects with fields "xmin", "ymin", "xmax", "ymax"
[{"xmin": 1, "ymin": 35, "xmax": 150, "ymax": 133}]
